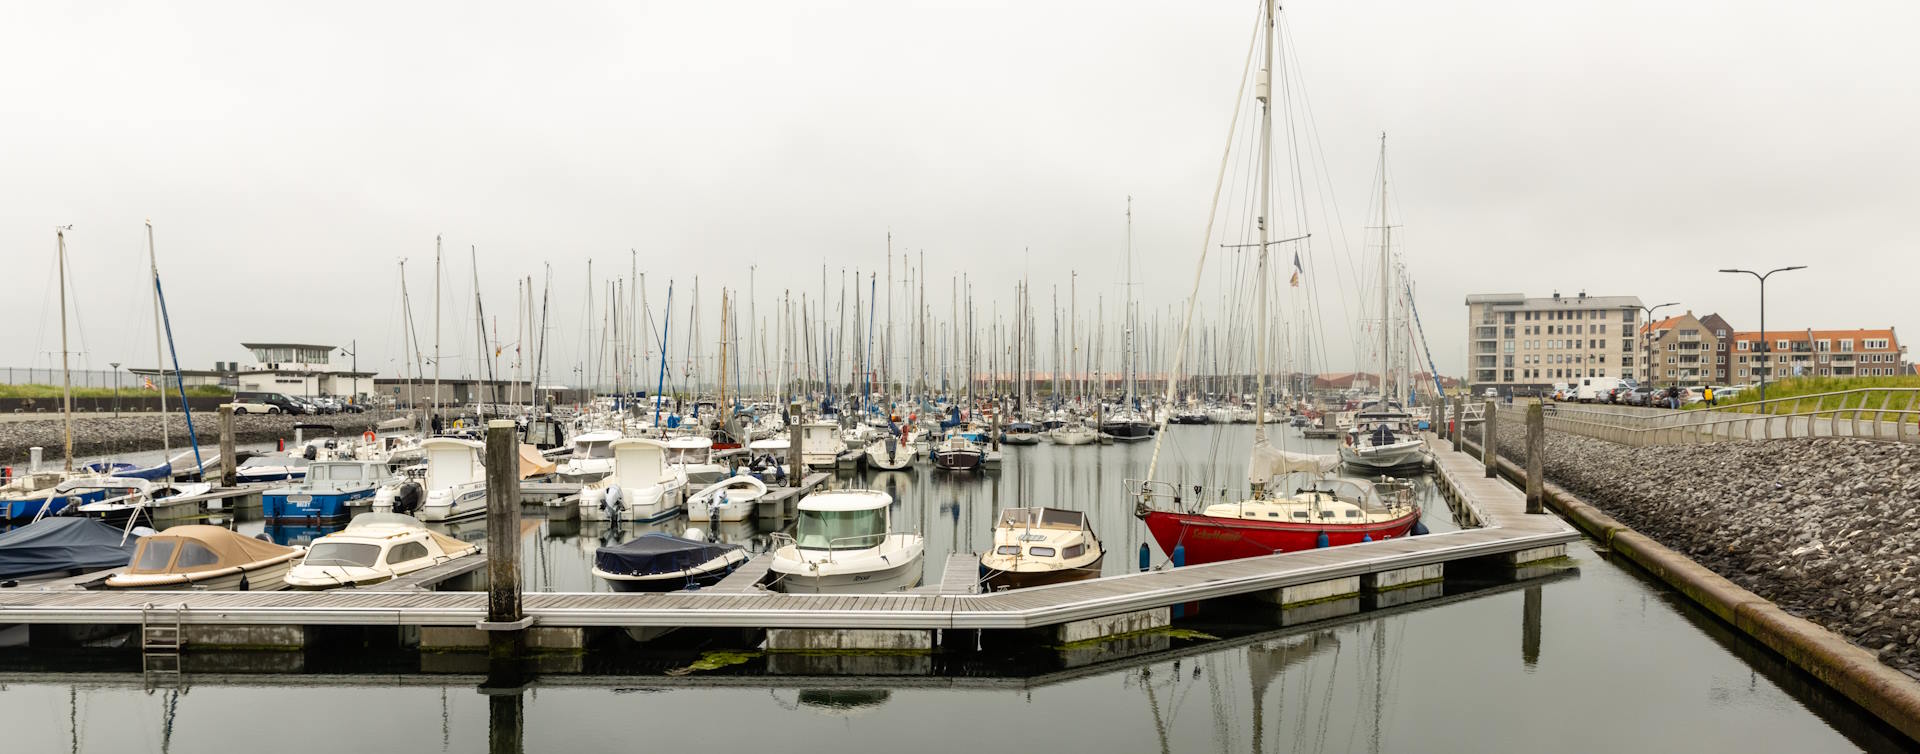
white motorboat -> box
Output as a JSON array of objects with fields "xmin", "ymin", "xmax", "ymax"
[
  {"xmin": 980, "ymin": 507, "xmax": 1104, "ymax": 590},
  {"xmin": 65, "ymin": 476, "xmax": 211, "ymax": 523},
  {"xmin": 1047, "ymin": 422, "xmax": 1098, "ymax": 446},
  {"xmin": 796, "ymin": 422, "xmax": 846, "ymax": 470},
  {"xmin": 770, "ymin": 489, "xmax": 924, "ymax": 594},
  {"xmin": 863, "ymin": 435, "xmax": 914, "ymax": 470},
  {"xmin": 664, "ymin": 435, "xmax": 728, "ymax": 485},
  {"xmin": 685, "ymin": 474, "xmax": 767, "ymax": 523},
  {"xmin": 415, "ymin": 437, "xmax": 488, "ymax": 522},
  {"xmin": 556, "ymin": 429, "xmax": 622, "ymax": 484},
  {"xmin": 284, "ymin": 512, "xmax": 480, "ymax": 589},
  {"xmin": 579, "ymin": 438, "xmax": 688, "ymax": 522},
  {"xmin": 98, "ymin": 525, "xmax": 304, "ymax": 591}
]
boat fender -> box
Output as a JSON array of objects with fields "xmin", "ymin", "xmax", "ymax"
[
  {"xmin": 239, "ymin": 573, "xmax": 250, "ymax": 591},
  {"xmin": 1172, "ymin": 544, "xmax": 1186, "ymax": 568},
  {"xmin": 1411, "ymin": 520, "xmax": 1429, "ymax": 536},
  {"xmin": 1315, "ymin": 531, "xmax": 1330, "ymax": 548},
  {"xmin": 1138, "ymin": 543, "xmax": 1151, "ymax": 573},
  {"xmin": 277, "ymin": 438, "xmax": 285, "ymax": 452}
]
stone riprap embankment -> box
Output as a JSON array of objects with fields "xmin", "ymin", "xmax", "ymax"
[
  {"xmin": 1492, "ymin": 416, "xmax": 1920, "ymax": 677},
  {"xmin": 0, "ymin": 413, "xmax": 394, "ymax": 465}
]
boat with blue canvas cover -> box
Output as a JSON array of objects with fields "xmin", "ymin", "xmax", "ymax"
[
  {"xmin": 0, "ymin": 517, "xmax": 145, "ymax": 585},
  {"xmin": 592, "ymin": 530, "xmax": 747, "ymax": 592},
  {"xmin": 262, "ymin": 460, "xmax": 391, "ymax": 522}
]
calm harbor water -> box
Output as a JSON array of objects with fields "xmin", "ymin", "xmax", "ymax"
[{"xmin": 0, "ymin": 425, "xmax": 1908, "ymax": 752}]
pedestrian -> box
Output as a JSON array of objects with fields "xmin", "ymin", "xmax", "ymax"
[
  {"xmin": 1666, "ymin": 385, "xmax": 1680, "ymax": 409},
  {"xmin": 1705, "ymin": 385, "xmax": 1715, "ymax": 406}
]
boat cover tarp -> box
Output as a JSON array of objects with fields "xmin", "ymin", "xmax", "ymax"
[
  {"xmin": 0, "ymin": 517, "xmax": 140, "ymax": 579},
  {"xmin": 518, "ymin": 444, "xmax": 557, "ymax": 479},
  {"xmin": 125, "ymin": 525, "xmax": 297, "ymax": 575},
  {"xmin": 595, "ymin": 533, "xmax": 738, "ymax": 576}
]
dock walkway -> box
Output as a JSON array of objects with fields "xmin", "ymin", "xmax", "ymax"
[{"xmin": 0, "ymin": 440, "xmax": 1577, "ymax": 634}]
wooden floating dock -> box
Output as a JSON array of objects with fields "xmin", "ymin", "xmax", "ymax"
[{"xmin": 0, "ymin": 438, "xmax": 1577, "ymax": 648}]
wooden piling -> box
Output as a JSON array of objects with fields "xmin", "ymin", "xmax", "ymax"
[
  {"xmin": 1483, "ymin": 399, "xmax": 1497, "ymax": 478},
  {"xmin": 787, "ymin": 415, "xmax": 804, "ymax": 478},
  {"xmin": 483, "ymin": 419, "xmax": 526, "ymax": 656},
  {"xmin": 1525, "ymin": 402, "xmax": 1545, "ymax": 514},
  {"xmin": 1450, "ymin": 400, "xmax": 1464, "ymax": 447},
  {"xmin": 218, "ymin": 406, "xmax": 237, "ymax": 487}
]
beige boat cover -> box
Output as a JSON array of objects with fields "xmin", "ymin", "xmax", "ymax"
[
  {"xmin": 518, "ymin": 444, "xmax": 556, "ymax": 479},
  {"xmin": 125, "ymin": 525, "xmax": 298, "ymax": 575},
  {"xmin": 429, "ymin": 529, "xmax": 479, "ymax": 557}
]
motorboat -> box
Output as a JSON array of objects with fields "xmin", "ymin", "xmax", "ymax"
[
  {"xmin": 263, "ymin": 460, "xmax": 390, "ymax": 522},
  {"xmin": 1139, "ymin": 450, "xmax": 1422, "ymax": 565},
  {"xmin": 863, "ymin": 434, "xmax": 914, "ymax": 471},
  {"xmin": 413, "ymin": 437, "xmax": 487, "ymax": 522},
  {"xmin": 999, "ymin": 422, "xmax": 1043, "ymax": 446},
  {"xmin": 929, "ymin": 432, "xmax": 985, "ymax": 471},
  {"xmin": 556, "ymin": 429, "xmax": 622, "ymax": 484},
  {"xmin": 685, "ymin": 474, "xmax": 767, "ymax": 523},
  {"xmin": 1171, "ymin": 407, "xmax": 1210, "ymax": 425},
  {"xmin": 97, "ymin": 525, "xmax": 304, "ymax": 591},
  {"xmin": 592, "ymin": 530, "xmax": 749, "ymax": 592},
  {"xmin": 770, "ymin": 489, "xmax": 923, "ymax": 593},
  {"xmin": 284, "ymin": 512, "xmax": 479, "ymax": 589},
  {"xmin": 1046, "ymin": 421, "xmax": 1099, "ymax": 446},
  {"xmin": 979, "ymin": 507, "xmax": 1104, "ymax": 590},
  {"xmin": 235, "ymin": 453, "xmax": 311, "ymax": 484},
  {"xmin": 0, "ymin": 517, "xmax": 144, "ymax": 585},
  {"xmin": 742, "ymin": 437, "xmax": 793, "ymax": 483},
  {"xmin": 578, "ymin": 438, "xmax": 688, "ymax": 522},
  {"xmin": 797, "ymin": 422, "xmax": 846, "ymax": 470},
  {"xmin": 68, "ymin": 477, "xmax": 212, "ymax": 526},
  {"xmin": 1338, "ymin": 401, "xmax": 1431, "ymax": 473},
  {"xmin": 1, "ymin": 471, "xmax": 102, "ymax": 520},
  {"xmin": 665, "ymin": 435, "xmax": 728, "ymax": 485}
]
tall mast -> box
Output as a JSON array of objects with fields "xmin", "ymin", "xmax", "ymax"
[
  {"xmin": 1124, "ymin": 197, "xmax": 1135, "ymax": 407},
  {"xmin": 1377, "ymin": 133, "xmax": 1391, "ymax": 403},
  {"xmin": 56, "ymin": 226, "xmax": 74, "ymax": 472},
  {"xmin": 432, "ymin": 235, "xmax": 441, "ymax": 431},
  {"xmin": 147, "ymin": 220, "xmax": 170, "ymax": 462},
  {"xmin": 1253, "ymin": 0, "xmax": 1275, "ymax": 442}
]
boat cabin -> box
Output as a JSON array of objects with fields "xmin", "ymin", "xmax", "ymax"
[
  {"xmin": 794, "ymin": 490, "xmax": 893, "ymax": 551},
  {"xmin": 421, "ymin": 437, "xmax": 484, "ymax": 491},
  {"xmin": 611, "ymin": 438, "xmax": 670, "ymax": 487}
]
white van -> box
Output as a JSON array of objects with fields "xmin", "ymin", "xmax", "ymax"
[{"xmin": 1575, "ymin": 377, "xmax": 1624, "ymax": 403}]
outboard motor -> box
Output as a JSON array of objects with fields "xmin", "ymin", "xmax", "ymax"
[
  {"xmin": 302, "ymin": 444, "xmax": 319, "ymax": 461},
  {"xmin": 602, "ymin": 484, "xmax": 624, "ymax": 519},
  {"xmin": 392, "ymin": 482, "xmax": 424, "ymax": 516}
]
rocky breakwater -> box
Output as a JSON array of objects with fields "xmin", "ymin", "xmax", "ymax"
[
  {"xmin": 1492, "ymin": 417, "xmax": 1920, "ymax": 677},
  {"xmin": 0, "ymin": 413, "xmax": 397, "ymax": 465}
]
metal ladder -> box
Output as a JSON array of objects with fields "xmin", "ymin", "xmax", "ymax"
[{"xmin": 140, "ymin": 603, "xmax": 185, "ymax": 683}]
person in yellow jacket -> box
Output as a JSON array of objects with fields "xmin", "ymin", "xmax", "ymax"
[{"xmin": 1704, "ymin": 385, "xmax": 1715, "ymax": 406}]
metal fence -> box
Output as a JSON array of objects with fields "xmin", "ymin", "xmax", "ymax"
[
  {"xmin": 1538, "ymin": 389, "xmax": 1920, "ymax": 446},
  {"xmin": 0, "ymin": 367, "xmax": 136, "ymax": 390}
]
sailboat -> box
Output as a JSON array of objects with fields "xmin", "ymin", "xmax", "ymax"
[
  {"xmin": 1134, "ymin": 0, "xmax": 1423, "ymax": 565},
  {"xmin": 1100, "ymin": 198, "xmax": 1155, "ymax": 442},
  {"xmin": 1337, "ymin": 136, "xmax": 1431, "ymax": 473},
  {"xmin": 1, "ymin": 228, "xmax": 85, "ymax": 519}
]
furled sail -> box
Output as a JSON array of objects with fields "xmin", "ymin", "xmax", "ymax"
[{"xmin": 1247, "ymin": 440, "xmax": 1336, "ymax": 485}]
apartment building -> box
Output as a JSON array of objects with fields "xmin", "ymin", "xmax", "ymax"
[
  {"xmin": 1641, "ymin": 311, "xmax": 1735, "ymax": 386},
  {"xmin": 1725, "ymin": 328, "xmax": 1906, "ymax": 382},
  {"xmin": 1464, "ymin": 292, "xmax": 1644, "ymax": 394}
]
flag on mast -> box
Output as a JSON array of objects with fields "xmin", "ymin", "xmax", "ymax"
[{"xmin": 1289, "ymin": 252, "xmax": 1303, "ymax": 287}]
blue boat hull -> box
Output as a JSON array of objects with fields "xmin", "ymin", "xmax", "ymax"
[
  {"xmin": 4, "ymin": 489, "xmax": 107, "ymax": 521},
  {"xmin": 263, "ymin": 487, "xmax": 376, "ymax": 521}
]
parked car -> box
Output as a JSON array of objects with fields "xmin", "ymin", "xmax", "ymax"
[
  {"xmin": 235, "ymin": 391, "xmax": 305, "ymax": 415},
  {"xmin": 1624, "ymin": 386, "xmax": 1658, "ymax": 406},
  {"xmin": 312, "ymin": 397, "xmax": 341, "ymax": 414},
  {"xmin": 339, "ymin": 401, "xmax": 368, "ymax": 414},
  {"xmin": 220, "ymin": 399, "xmax": 279, "ymax": 415},
  {"xmin": 1548, "ymin": 382, "xmax": 1572, "ymax": 401},
  {"xmin": 1483, "ymin": 387, "xmax": 1498, "ymax": 399},
  {"xmin": 1575, "ymin": 377, "xmax": 1626, "ymax": 403}
]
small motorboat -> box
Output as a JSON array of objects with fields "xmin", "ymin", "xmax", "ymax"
[
  {"xmin": 592, "ymin": 530, "xmax": 748, "ymax": 592},
  {"xmin": 1047, "ymin": 421, "xmax": 1099, "ymax": 446},
  {"xmin": 980, "ymin": 507, "xmax": 1105, "ymax": 590},
  {"xmin": 556, "ymin": 429, "xmax": 622, "ymax": 484},
  {"xmin": 96, "ymin": 525, "xmax": 304, "ymax": 591},
  {"xmin": 1338, "ymin": 401, "xmax": 1431, "ymax": 473},
  {"xmin": 685, "ymin": 474, "xmax": 768, "ymax": 523},
  {"xmin": 69, "ymin": 477, "xmax": 212, "ymax": 526},
  {"xmin": 1171, "ymin": 408, "xmax": 1210, "ymax": 425},
  {"xmin": 770, "ymin": 489, "xmax": 923, "ymax": 594},
  {"xmin": 579, "ymin": 439, "xmax": 688, "ymax": 522},
  {"xmin": 414, "ymin": 437, "xmax": 487, "ymax": 522},
  {"xmin": 284, "ymin": 512, "xmax": 479, "ymax": 589},
  {"xmin": 863, "ymin": 434, "xmax": 914, "ymax": 470},
  {"xmin": 263, "ymin": 460, "xmax": 390, "ymax": 522},
  {"xmin": 235, "ymin": 454, "xmax": 311, "ymax": 484},
  {"xmin": 796, "ymin": 422, "xmax": 847, "ymax": 470},
  {"xmin": 0, "ymin": 517, "xmax": 144, "ymax": 585},
  {"xmin": 665, "ymin": 435, "xmax": 728, "ymax": 485},
  {"xmin": 929, "ymin": 433, "xmax": 985, "ymax": 471},
  {"xmin": 1, "ymin": 471, "xmax": 102, "ymax": 520}
]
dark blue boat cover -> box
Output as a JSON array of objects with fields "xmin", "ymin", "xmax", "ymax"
[
  {"xmin": 0, "ymin": 517, "xmax": 140, "ymax": 580},
  {"xmin": 594, "ymin": 532, "xmax": 738, "ymax": 576}
]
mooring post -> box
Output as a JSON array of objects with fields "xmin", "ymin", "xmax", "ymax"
[
  {"xmin": 787, "ymin": 414, "xmax": 804, "ymax": 483},
  {"xmin": 1522, "ymin": 584, "xmax": 1542, "ymax": 668},
  {"xmin": 482, "ymin": 419, "xmax": 527, "ymax": 657},
  {"xmin": 1525, "ymin": 401, "xmax": 1545, "ymax": 514},
  {"xmin": 1483, "ymin": 399, "xmax": 1497, "ymax": 478},
  {"xmin": 218, "ymin": 405, "xmax": 237, "ymax": 487}
]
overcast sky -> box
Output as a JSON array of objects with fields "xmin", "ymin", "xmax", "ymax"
[{"xmin": 4, "ymin": 0, "xmax": 1916, "ymax": 388}]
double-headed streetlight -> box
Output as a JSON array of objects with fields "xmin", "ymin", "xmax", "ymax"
[
  {"xmin": 1637, "ymin": 302, "xmax": 1679, "ymax": 388},
  {"xmin": 1719, "ymin": 266, "xmax": 1806, "ymax": 402},
  {"xmin": 109, "ymin": 362, "xmax": 121, "ymax": 418}
]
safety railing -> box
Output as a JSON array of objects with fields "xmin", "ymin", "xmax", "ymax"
[{"xmin": 1533, "ymin": 389, "xmax": 1920, "ymax": 446}]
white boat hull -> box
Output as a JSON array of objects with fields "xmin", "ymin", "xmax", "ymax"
[{"xmin": 1338, "ymin": 439, "xmax": 1430, "ymax": 470}]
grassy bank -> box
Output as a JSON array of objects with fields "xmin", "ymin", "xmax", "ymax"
[
  {"xmin": 0, "ymin": 383, "xmax": 230, "ymax": 400},
  {"xmin": 1690, "ymin": 376, "xmax": 1920, "ymax": 414}
]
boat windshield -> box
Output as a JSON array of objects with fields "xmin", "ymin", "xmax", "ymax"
[
  {"xmin": 666, "ymin": 448, "xmax": 706, "ymax": 465},
  {"xmin": 579, "ymin": 442, "xmax": 613, "ymax": 460},
  {"xmin": 133, "ymin": 539, "xmax": 176, "ymax": 571},
  {"xmin": 794, "ymin": 509, "xmax": 885, "ymax": 550},
  {"xmin": 304, "ymin": 542, "xmax": 381, "ymax": 568}
]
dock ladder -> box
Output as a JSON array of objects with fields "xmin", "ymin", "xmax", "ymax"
[{"xmin": 140, "ymin": 603, "xmax": 186, "ymax": 683}]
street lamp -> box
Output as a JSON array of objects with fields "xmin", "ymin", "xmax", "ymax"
[
  {"xmin": 109, "ymin": 362, "xmax": 120, "ymax": 418},
  {"xmin": 1719, "ymin": 266, "xmax": 1807, "ymax": 402},
  {"xmin": 1637, "ymin": 302, "xmax": 1679, "ymax": 388}
]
